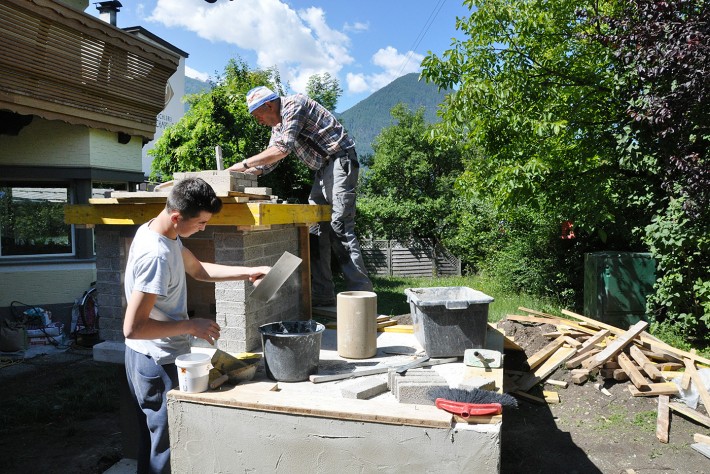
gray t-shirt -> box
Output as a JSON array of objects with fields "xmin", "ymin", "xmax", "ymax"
[{"xmin": 124, "ymin": 220, "xmax": 190, "ymax": 364}]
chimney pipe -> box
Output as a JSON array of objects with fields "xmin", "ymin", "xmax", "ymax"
[{"xmin": 95, "ymin": 1, "xmax": 122, "ymax": 26}]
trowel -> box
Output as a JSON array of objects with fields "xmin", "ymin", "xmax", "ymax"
[
  {"xmin": 249, "ymin": 251, "xmax": 302, "ymax": 303},
  {"xmin": 463, "ymin": 349, "xmax": 503, "ymax": 369}
]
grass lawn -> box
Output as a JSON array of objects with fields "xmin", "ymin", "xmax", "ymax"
[{"xmin": 343, "ymin": 274, "xmax": 566, "ymax": 322}]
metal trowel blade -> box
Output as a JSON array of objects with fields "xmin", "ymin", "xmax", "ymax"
[{"xmin": 249, "ymin": 251, "xmax": 302, "ymax": 302}]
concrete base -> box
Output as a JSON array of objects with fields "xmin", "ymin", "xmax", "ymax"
[
  {"xmin": 167, "ymin": 330, "xmax": 503, "ymax": 473},
  {"xmin": 169, "ymin": 402, "xmax": 500, "ymax": 472}
]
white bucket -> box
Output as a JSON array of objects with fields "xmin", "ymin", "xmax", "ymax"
[{"xmin": 175, "ymin": 352, "xmax": 212, "ymax": 393}]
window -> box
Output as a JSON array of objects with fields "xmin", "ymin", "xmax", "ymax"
[{"xmin": 0, "ymin": 186, "xmax": 74, "ymax": 257}]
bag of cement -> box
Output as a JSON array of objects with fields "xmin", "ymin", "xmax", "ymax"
[{"xmin": 673, "ymin": 368, "xmax": 710, "ymax": 409}]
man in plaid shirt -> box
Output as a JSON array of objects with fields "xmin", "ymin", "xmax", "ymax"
[{"xmin": 229, "ymin": 86, "xmax": 372, "ymax": 306}]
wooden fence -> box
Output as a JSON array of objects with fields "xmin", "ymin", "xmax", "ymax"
[{"xmin": 361, "ymin": 239, "xmax": 461, "ymax": 277}]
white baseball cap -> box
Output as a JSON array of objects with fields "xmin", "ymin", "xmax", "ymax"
[{"xmin": 246, "ymin": 86, "xmax": 278, "ymax": 113}]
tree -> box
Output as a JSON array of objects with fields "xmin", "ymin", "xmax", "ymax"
[
  {"xmin": 149, "ymin": 58, "xmax": 276, "ymax": 180},
  {"xmin": 305, "ymin": 72, "xmax": 342, "ymax": 112},
  {"xmin": 420, "ymin": 0, "xmax": 652, "ymax": 247},
  {"xmin": 149, "ymin": 58, "xmax": 312, "ymax": 201},
  {"xmin": 600, "ymin": 0, "xmax": 710, "ymax": 337},
  {"xmin": 357, "ymin": 104, "xmax": 465, "ymax": 245}
]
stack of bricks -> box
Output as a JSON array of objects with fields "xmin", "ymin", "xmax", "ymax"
[
  {"xmin": 173, "ymin": 170, "xmax": 258, "ymax": 195},
  {"xmin": 94, "ymin": 223, "xmax": 305, "ymax": 353}
]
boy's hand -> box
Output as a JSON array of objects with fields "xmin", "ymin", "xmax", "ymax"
[
  {"xmin": 191, "ymin": 318, "xmax": 221, "ymax": 345},
  {"xmin": 249, "ymin": 266, "xmax": 271, "ymax": 286}
]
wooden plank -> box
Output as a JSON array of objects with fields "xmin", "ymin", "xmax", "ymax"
[
  {"xmin": 576, "ymin": 329, "xmax": 611, "ymax": 355},
  {"xmin": 512, "ymin": 390, "xmax": 547, "ymax": 405},
  {"xmin": 617, "ymin": 353, "xmax": 650, "ymax": 390},
  {"xmin": 562, "ymin": 336, "xmax": 583, "ymax": 348},
  {"xmin": 543, "ymin": 391, "xmax": 560, "ymax": 404},
  {"xmin": 684, "ymin": 358, "xmax": 710, "ymax": 411},
  {"xmin": 628, "ymin": 383, "xmax": 679, "ymax": 397},
  {"xmin": 168, "ymin": 386, "xmax": 452, "ymax": 428},
  {"xmin": 629, "ymin": 345, "xmax": 664, "ymax": 381},
  {"xmin": 562, "ymin": 309, "xmax": 710, "ymax": 367},
  {"xmin": 566, "ymin": 348, "xmax": 601, "ymax": 369},
  {"xmin": 381, "ymin": 324, "xmax": 414, "ymax": 334},
  {"xmin": 583, "ymin": 321, "xmax": 648, "ymax": 370},
  {"xmin": 506, "ymin": 314, "xmax": 561, "ymax": 325},
  {"xmin": 670, "ymin": 402, "xmax": 710, "ymax": 428},
  {"xmin": 694, "ymin": 433, "xmax": 710, "ymax": 446},
  {"xmin": 488, "ymin": 323, "xmax": 524, "ymax": 351},
  {"xmin": 376, "ymin": 320, "xmax": 398, "ymax": 329},
  {"xmin": 545, "ymin": 379, "xmax": 569, "ymax": 388},
  {"xmin": 65, "ymin": 202, "xmax": 330, "ymax": 226},
  {"xmin": 518, "ymin": 347, "xmax": 576, "ymax": 392},
  {"xmin": 526, "ymin": 336, "xmax": 566, "ymax": 370},
  {"xmin": 452, "ymin": 414, "xmax": 502, "ymax": 424},
  {"xmin": 656, "ymin": 395, "xmax": 670, "ymax": 443}
]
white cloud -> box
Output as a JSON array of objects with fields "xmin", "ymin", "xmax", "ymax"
[
  {"xmin": 344, "ymin": 21, "xmax": 369, "ymax": 33},
  {"xmin": 185, "ymin": 66, "xmax": 210, "ymax": 81},
  {"xmin": 147, "ymin": 0, "xmax": 353, "ymax": 94},
  {"xmin": 346, "ymin": 46, "xmax": 424, "ymax": 94},
  {"xmin": 346, "ymin": 73, "xmax": 369, "ymax": 94}
]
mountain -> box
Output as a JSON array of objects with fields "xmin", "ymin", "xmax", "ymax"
[
  {"xmin": 338, "ymin": 73, "xmax": 449, "ymax": 156},
  {"xmin": 184, "ymin": 77, "xmax": 212, "ymax": 112},
  {"xmin": 185, "ymin": 76, "xmax": 212, "ymax": 95}
]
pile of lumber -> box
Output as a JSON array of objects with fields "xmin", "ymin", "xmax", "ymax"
[
  {"xmin": 502, "ymin": 307, "xmax": 710, "ymax": 446},
  {"xmin": 313, "ymin": 306, "xmax": 412, "ymax": 333}
]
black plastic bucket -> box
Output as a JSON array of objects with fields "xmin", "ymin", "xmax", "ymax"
[{"xmin": 259, "ymin": 320, "xmax": 325, "ymax": 382}]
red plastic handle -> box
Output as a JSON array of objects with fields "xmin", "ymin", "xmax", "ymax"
[{"xmin": 435, "ymin": 398, "xmax": 502, "ymax": 418}]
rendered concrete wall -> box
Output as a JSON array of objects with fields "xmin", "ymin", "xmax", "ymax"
[
  {"xmin": 94, "ymin": 224, "xmax": 304, "ymax": 351},
  {"xmin": 0, "ymin": 262, "xmax": 95, "ymax": 307},
  {"xmin": 0, "ymin": 118, "xmax": 89, "ymax": 166},
  {"xmin": 89, "ymin": 128, "xmax": 142, "ymax": 172},
  {"xmin": 167, "ymin": 400, "xmax": 501, "ymax": 473}
]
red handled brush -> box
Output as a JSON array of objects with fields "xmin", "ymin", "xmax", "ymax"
[{"xmin": 429, "ymin": 387, "xmax": 518, "ymax": 419}]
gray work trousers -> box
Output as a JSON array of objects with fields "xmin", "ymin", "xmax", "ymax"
[{"xmin": 309, "ymin": 150, "xmax": 372, "ymax": 305}]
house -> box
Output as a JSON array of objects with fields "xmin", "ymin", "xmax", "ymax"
[{"xmin": 0, "ymin": 0, "xmax": 181, "ymax": 334}]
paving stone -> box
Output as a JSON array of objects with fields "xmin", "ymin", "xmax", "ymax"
[{"xmin": 340, "ymin": 376, "xmax": 388, "ymax": 399}]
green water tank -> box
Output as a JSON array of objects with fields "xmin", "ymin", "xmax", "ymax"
[{"xmin": 583, "ymin": 252, "xmax": 656, "ymax": 329}]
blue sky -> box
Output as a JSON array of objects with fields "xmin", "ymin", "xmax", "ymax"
[{"xmin": 89, "ymin": 0, "xmax": 471, "ymax": 112}]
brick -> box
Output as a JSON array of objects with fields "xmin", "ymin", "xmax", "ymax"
[
  {"xmin": 396, "ymin": 381, "xmax": 448, "ymax": 405},
  {"xmin": 340, "ymin": 376, "xmax": 388, "ymax": 399}
]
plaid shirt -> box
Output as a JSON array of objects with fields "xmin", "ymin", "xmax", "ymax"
[{"xmin": 257, "ymin": 94, "xmax": 354, "ymax": 175}]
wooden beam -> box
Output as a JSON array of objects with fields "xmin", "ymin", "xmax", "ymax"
[
  {"xmin": 562, "ymin": 309, "xmax": 710, "ymax": 367},
  {"xmin": 518, "ymin": 347, "xmax": 576, "ymax": 392},
  {"xmin": 656, "ymin": 395, "xmax": 670, "ymax": 443},
  {"xmin": 526, "ymin": 336, "xmax": 565, "ymax": 370},
  {"xmin": 683, "ymin": 358, "xmax": 710, "ymax": 412},
  {"xmin": 65, "ymin": 202, "xmax": 330, "ymax": 226},
  {"xmin": 670, "ymin": 402, "xmax": 710, "ymax": 428},
  {"xmin": 506, "ymin": 314, "xmax": 561, "ymax": 325},
  {"xmin": 629, "ymin": 345, "xmax": 664, "ymax": 381},
  {"xmin": 628, "ymin": 383, "xmax": 679, "ymax": 397},
  {"xmin": 617, "ymin": 353, "xmax": 650, "ymax": 390},
  {"xmin": 583, "ymin": 321, "xmax": 648, "ymax": 370},
  {"xmin": 566, "ymin": 348, "xmax": 601, "ymax": 369}
]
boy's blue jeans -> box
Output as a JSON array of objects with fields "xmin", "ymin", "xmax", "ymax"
[{"xmin": 125, "ymin": 347, "xmax": 179, "ymax": 474}]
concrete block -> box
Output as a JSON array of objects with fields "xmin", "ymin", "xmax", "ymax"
[
  {"xmin": 389, "ymin": 368, "xmax": 447, "ymax": 391},
  {"xmin": 396, "ymin": 381, "xmax": 448, "ymax": 405},
  {"xmin": 174, "ymin": 170, "xmax": 252, "ymax": 195},
  {"xmin": 340, "ymin": 376, "xmax": 388, "ymax": 399},
  {"xmin": 93, "ymin": 340, "xmax": 126, "ymax": 364},
  {"xmin": 244, "ymin": 187, "xmax": 272, "ymax": 195}
]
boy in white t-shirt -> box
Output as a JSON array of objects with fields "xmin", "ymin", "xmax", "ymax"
[{"xmin": 123, "ymin": 177, "xmax": 270, "ymax": 473}]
